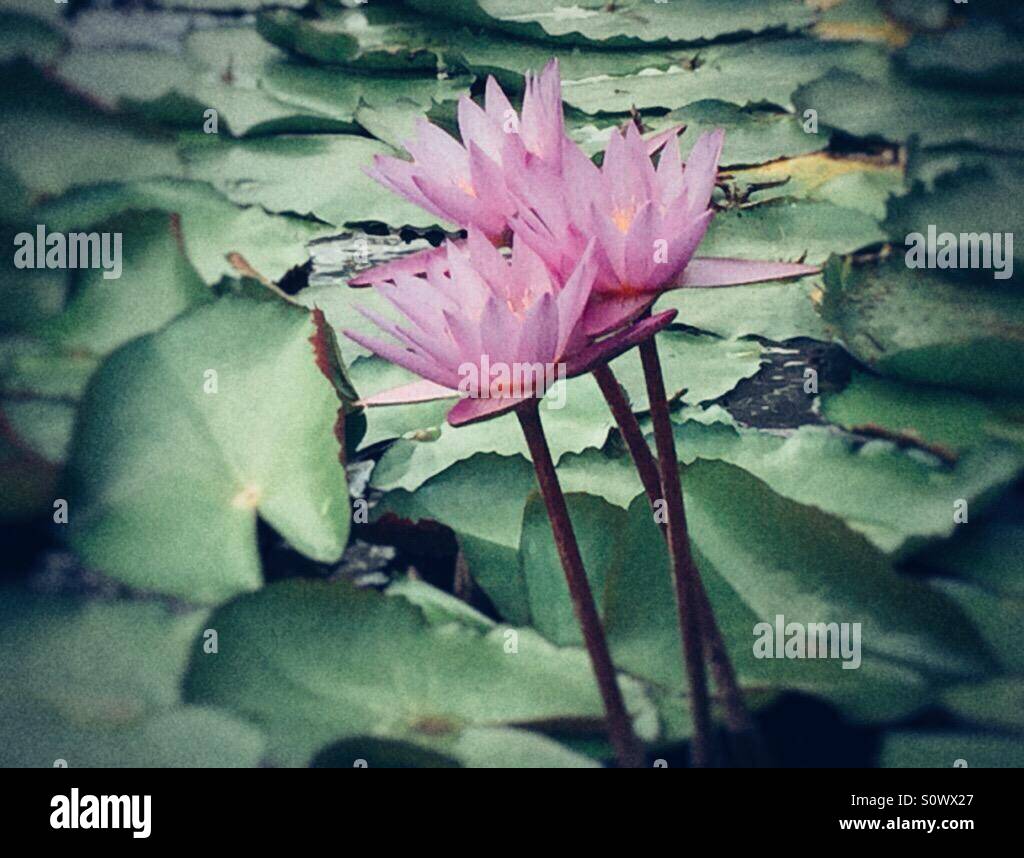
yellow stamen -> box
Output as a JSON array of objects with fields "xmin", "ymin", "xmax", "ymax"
[{"xmin": 611, "ymin": 204, "xmax": 636, "ymax": 234}]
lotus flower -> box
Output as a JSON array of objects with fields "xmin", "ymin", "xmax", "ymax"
[
  {"xmin": 350, "ymin": 59, "xmax": 677, "ymax": 287},
  {"xmin": 509, "ymin": 124, "xmax": 819, "ymax": 335},
  {"xmin": 343, "ymin": 229, "xmax": 676, "ymax": 426}
]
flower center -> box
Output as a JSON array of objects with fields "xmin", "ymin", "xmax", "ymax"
[{"xmin": 610, "ymin": 203, "xmax": 636, "ymax": 234}]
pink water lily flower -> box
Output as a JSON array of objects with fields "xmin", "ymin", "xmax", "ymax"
[
  {"xmin": 343, "ymin": 228, "xmax": 676, "ymax": 427},
  {"xmin": 351, "ymin": 59, "xmax": 676, "ymax": 287},
  {"xmin": 509, "ymin": 124, "xmax": 819, "ymax": 335}
]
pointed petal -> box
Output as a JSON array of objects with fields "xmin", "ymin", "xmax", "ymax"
[
  {"xmin": 365, "ymin": 158, "xmax": 447, "ymax": 222},
  {"xmin": 447, "ymin": 393, "xmax": 526, "ymax": 427},
  {"xmin": 411, "ymin": 174, "xmax": 485, "ymax": 232},
  {"xmin": 554, "ymin": 238, "xmax": 598, "ymax": 359},
  {"xmin": 581, "ymin": 292, "xmax": 657, "ymax": 337},
  {"xmin": 682, "ymin": 128, "xmax": 725, "ymax": 214},
  {"xmin": 458, "ymin": 95, "xmax": 505, "ymax": 161},
  {"xmin": 645, "ymin": 124, "xmax": 685, "ymax": 157},
  {"xmin": 342, "ymin": 329, "xmax": 455, "ymax": 389},
  {"xmin": 360, "ymin": 379, "xmax": 460, "ymax": 407},
  {"xmin": 674, "ymin": 257, "xmax": 822, "ymax": 288},
  {"xmin": 623, "ymin": 199, "xmax": 659, "ymax": 288},
  {"xmin": 484, "ymin": 75, "xmax": 516, "ymax": 126},
  {"xmin": 348, "ymin": 244, "xmax": 450, "ymax": 286}
]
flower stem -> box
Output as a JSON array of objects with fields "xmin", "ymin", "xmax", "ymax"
[
  {"xmin": 516, "ymin": 399, "xmax": 645, "ymax": 768},
  {"xmin": 632, "ymin": 337, "xmax": 714, "ymax": 767},
  {"xmin": 592, "ymin": 362, "xmax": 765, "ymax": 765}
]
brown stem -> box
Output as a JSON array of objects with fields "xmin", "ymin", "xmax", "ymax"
[
  {"xmin": 634, "ymin": 337, "xmax": 714, "ymax": 767},
  {"xmin": 516, "ymin": 400, "xmax": 645, "ymax": 769},
  {"xmin": 592, "ymin": 363, "xmax": 765, "ymax": 764}
]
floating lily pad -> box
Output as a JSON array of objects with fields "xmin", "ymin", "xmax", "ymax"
[
  {"xmin": 0, "ymin": 336, "xmax": 98, "ymax": 464},
  {"xmin": 38, "ymin": 179, "xmax": 335, "ymax": 285},
  {"xmin": 470, "ymin": 461, "xmax": 988, "ymax": 725},
  {"xmin": 728, "ymin": 152, "xmax": 903, "ymax": 219},
  {"xmin": 701, "ymin": 200, "xmax": 886, "ymax": 264},
  {"xmin": 0, "ymin": 67, "xmax": 182, "ymax": 219},
  {"xmin": 406, "ymin": 0, "xmax": 813, "ymax": 48},
  {"xmin": 364, "ymin": 329, "xmax": 764, "ymax": 493},
  {"xmin": 180, "ymin": 134, "xmax": 449, "ymax": 229},
  {"xmin": 885, "ymin": 155, "xmax": 1024, "ymax": 274},
  {"xmin": 880, "ymin": 731, "xmax": 1024, "ymax": 768},
  {"xmin": 0, "ymin": 589, "xmax": 265, "ymax": 767},
  {"xmin": 657, "ymin": 279, "xmax": 828, "ymax": 342},
  {"xmin": 183, "ymin": 578, "xmax": 657, "ymax": 766},
  {"xmin": 67, "ymin": 295, "xmax": 351, "ymax": 604},
  {"xmin": 0, "ymin": 11, "xmax": 67, "ymax": 65},
  {"xmin": 35, "ymin": 210, "xmax": 213, "ymax": 356},
  {"xmin": 368, "ymin": 373, "xmax": 618, "ymax": 492},
  {"xmin": 257, "ymin": 6, "xmax": 451, "ymax": 71},
  {"xmin": 822, "ymin": 371, "xmax": 1024, "ymax": 455},
  {"xmin": 792, "ymin": 69, "xmax": 1024, "ymax": 152},
  {"xmin": 896, "ymin": 18, "xmax": 1024, "ymax": 92},
  {"xmin": 560, "ymin": 38, "xmax": 885, "ymax": 114},
  {"xmin": 941, "ymin": 678, "xmax": 1024, "ymax": 732},
  {"xmin": 672, "ymin": 417, "xmax": 1024, "ymax": 554},
  {"xmin": 820, "ymin": 256, "xmax": 1024, "ymax": 396}
]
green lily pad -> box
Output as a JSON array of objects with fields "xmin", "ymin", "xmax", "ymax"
[
  {"xmin": 494, "ymin": 461, "xmax": 988, "ymax": 724},
  {"xmin": 0, "ymin": 589, "xmax": 265, "ymax": 767},
  {"xmin": 261, "ymin": 61, "xmax": 469, "ymax": 127},
  {"xmin": 0, "ymin": 336, "xmax": 98, "ymax": 464},
  {"xmin": 918, "ymin": 505, "xmax": 1024, "ymax": 600},
  {"xmin": 728, "ymin": 152, "xmax": 904, "ymax": 220},
  {"xmin": 608, "ymin": 329, "xmax": 766, "ymax": 410},
  {"xmin": 701, "ymin": 200, "xmax": 886, "ymax": 265},
  {"xmin": 364, "ymin": 328, "xmax": 763, "ymax": 493},
  {"xmin": 672, "ymin": 418, "xmax": 1024, "ymax": 554},
  {"xmin": 880, "ymin": 731, "xmax": 1024, "ymax": 768},
  {"xmin": 896, "ymin": 19, "xmax": 1024, "ymax": 92},
  {"xmin": 0, "ymin": 224, "xmax": 68, "ymax": 333},
  {"xmin": 820, "ymin": 256, "xmax": 1024, "ymax": 396},
  {"xmin": 885, "ymin": 155, "xmax": 1024, "ymax": 274},
  {"xmin": 822, "ymin": 371, "xmax": 1024, "ymax": 455},
  {"xmin": 38, "ymin": 178, "xmax": 335, "ymax": 285},
  {"xmin": 34, "ymin": 210, "xmax": 213, "ymax": 357},
  {"xmin": 183, "ymin": 578, "xmax": 657, "ymax": 766},
  {"xmin": 369, "ymin": 372, "xmax": 618, "ymax": 492},
  {"xmin": 405, "ymin": 0, "xmax": 813, "ymax": 48},
  {"xmin": 377, "ymin": 452, "xmax": 536, "ymax": 623},
  {"xmin": 180, "ymin": 134, "xmax": 448, "ymax": 229},
  {"xmin": 560, "ymin": 38, "xmax": 885, "ymax": 114},
  {"xmin": 657, "ymin": 279, "xmax": 828, "ymax": 342},
  {"xmin": 0, "ymin": 11, "xmax": 66, "ymax": 65},
  {"xmin": 257, "ymin": 6, "xmax": 451, "ymax": 71},
  {"xmin": 67, "ymin": 295, "xmax": 351, "ymax": 605},
  {"xmin": 941, "ymin": 678, "xmax": 1024, "ymax": 732},
  {"xmin": 933, "ymin": 580, "xmax": 1024, "ymax": 676},
  {"xmin": 0, "ymin": 68, "xmax": 182, "ymax": 220},
  {"xmin": 792, "ymin": 69, "xmax": 1024, "ymax": 152}
]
